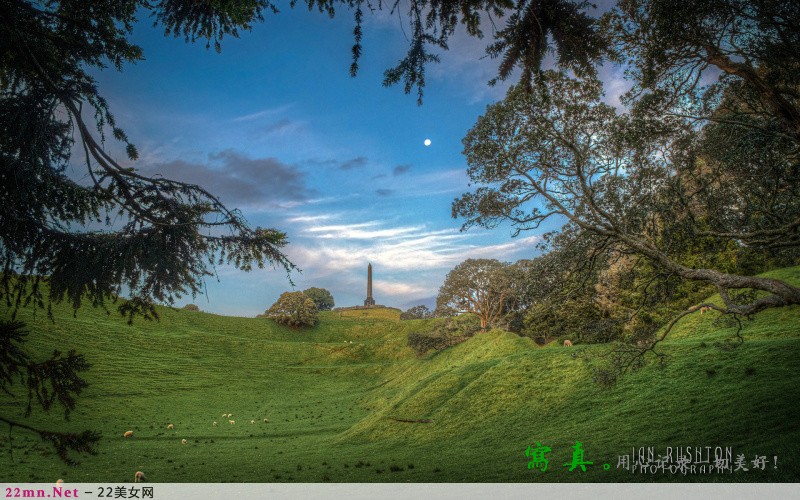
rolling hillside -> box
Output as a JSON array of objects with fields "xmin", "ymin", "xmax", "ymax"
[{"xmin": 1, "ymin": 267, "xmax": 799, "ymax": 482}]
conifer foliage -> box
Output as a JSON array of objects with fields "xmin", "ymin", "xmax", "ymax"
[{"xmin": 0, "ymin": 1, "xmax": 294, "ymax": 323}]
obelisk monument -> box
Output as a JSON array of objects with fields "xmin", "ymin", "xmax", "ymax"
[{"xmin": 364, "ymin": 263, "xmax": 376, "ymax": 306}]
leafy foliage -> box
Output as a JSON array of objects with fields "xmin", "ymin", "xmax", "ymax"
[
  {"xmin": 302, "ymin": 287, "xmax": 335, "ymax": 311},
  {"xmin": 266, "ymin": 292, "xmax": 319, "ymax": 328},
  {"xmin": 454, "ymin": 1, "xmax": 800, "ymax": 360},
  {"xmin": 436, "ymin": 259, "xmax": 517, "ymax": 329},
  {"xmin": 455, "ymin": 68, "xmax": 800, "ymax": 329},
  {"xmin": 370, "ymin": 0, "xmax": 608, "ymax": 103}
]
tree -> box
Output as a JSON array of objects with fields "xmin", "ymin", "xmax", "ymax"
[
  {"xmin": 453, "ymin": 68, "xmax": 800, "ymax": 347},
  {"xmin": 400, "ymin": 304, "xmax": 433, "ymax": 320},
  {"xmin": 266, "ymin": 292, "xmax": 318, "ymax": 328},
  {"xmin": 605, "ymin": 0, "xmax": 800, "ymax": 262},
  {"xmin": 436, "ymin": 259, "xmax": 516, "ymax": 330},
  {"xmin": 608, "ymin": 0, "xmax": 800, "ymax": 142},
  {"xmin": 302, "ymin": 287, "xmax": 335, "ymax": 311}
]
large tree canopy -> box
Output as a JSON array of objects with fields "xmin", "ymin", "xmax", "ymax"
[
  {"xmin": 454, "ymin": 29, "xmax": 800, "ymax": 338},
  {"xmin": 436, "ymin": 258, "xmax": 516, "ymax": 330},
  {"xmin": 610, "ymin": 0, "xmax": 800, "ymax": 141},
  {"xmin": 266, "ymin": 291, "xmax": 319, "ymax": 328},
  {"xmin": 302, "ymin": 287, "xmax": 335, "ymax": 311}
]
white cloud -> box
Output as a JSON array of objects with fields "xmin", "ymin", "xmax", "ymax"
[
  {"xmin": 288, "ymin": 216, "xmax": 540, "ymax": 276},
  {"xmin": 373, "ymin": 281, "xmax": 429, "ymax": 297},
  {"xmin": 305, "ymin": 222, "xmax": 423, "ymax": 240},
  {"xmin": 230, "ymin": 104, "xmax": 294, "ymax": 123},
  {"xmin": 286, "ymin": 214, "xmax": 337, "ymax": 223}
]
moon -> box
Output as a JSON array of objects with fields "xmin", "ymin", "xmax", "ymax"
[{"xmin": 424, "ymin": 138, "xmax": 431, "ymax": 146}]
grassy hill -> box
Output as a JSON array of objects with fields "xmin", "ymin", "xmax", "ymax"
[{"xmin": 1, "ymin": 267, "xmax": 799, "ymax": 482}]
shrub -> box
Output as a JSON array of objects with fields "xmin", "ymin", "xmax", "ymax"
[
  {"xmin": 407, "ymin": 315, "xmax": 481, "ymax": 355},
  {"xmin": 182, "ymin": 304, "xmax": 200, "ymax": 311},
  {"xmin": 400, "ymin": 305, "xmax": 432, "ymax": 320},
  {"xmin": 265, "ymin": 292, "xmax": 318, "ymax": 328}
]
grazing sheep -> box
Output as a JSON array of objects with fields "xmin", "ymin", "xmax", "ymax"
[
  {"xmin": 213, "ymin": 421, "xmax": 217, "ymax": 426},
  {"xmin": 221, "ymin": 413, "xmax": 226, "ymax": 417},
  {"xmin": 263, "ymin": 418, "xmax": 269, "ymax": 423},
  {"xmin": 563, "ymin": 340, "xmax": 573, "ymax": 347},
  {"xmin": 700, "ymin": 306, "xmax": 711, "ymax": 314},
  {"xmin": 123, "ymin": 431, "xmax": 134, "ymax": 438},
  {"xmin": 250, "ymin": 420, "xmax": 255, "ymax": 424},
  {"xmin": 55, "ymin": 479, "xmax": 63, "ymax": 486},
  {"xmin": 181, "ymin": 439, "xmax": 187, "ymax": 445},
  {"xmin": 134, "ymin": 471, "xmax": 146, "ymax": 483},
  {"xmin": 167, "ymin": 424, "xmax": 174, "ymax": 430},
  {"xmin": 229, "ymin": 420, "xmax": 235, "ymax": 425}
]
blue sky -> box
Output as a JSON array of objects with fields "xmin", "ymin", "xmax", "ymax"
[{"xmin": 86, "ymin": 5, "xmax": 625, "ymax": 316}]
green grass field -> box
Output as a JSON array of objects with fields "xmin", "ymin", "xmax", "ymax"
[{"xmin": 2, "ymin": 267, "xmax": 799, "ymax": 483}]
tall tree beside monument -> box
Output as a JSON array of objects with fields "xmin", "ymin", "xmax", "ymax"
[
  {"xmin": 265, "ymin": 292, "xmax": 319, "ymax": 328},
  {"xmin": 303, "ymin": 287, "xmax": 335, "ymax": 311}
]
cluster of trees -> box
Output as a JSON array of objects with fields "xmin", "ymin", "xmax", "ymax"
[
  {"xmin": 261, "ymin": 287, "xmax": 334, "ymax": 328},
  {"xmin": 446, "ymin": 1, "xmax": 800, "ymax": 355},
  {"xmin": 416, "ymin": 0, "xmax": 800, "ymax": 350},
  {"xmin": 264, "ymin": 292, "xmax": 319, "ymax": 328},
  {"xmin": 302, "ymin": 287, "xmax": 335, "ymax": 311}
]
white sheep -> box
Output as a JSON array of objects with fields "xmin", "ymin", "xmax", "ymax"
[
  {"xmin": 563, "ymin": 340, "xmax": 573, "ymax": 347},
  {"xmin": 167, "ymin": 424, "xmax": 174, "ymax": 430},
  {"xmin": 123, "ymin": 430, "xmax": 134, "ymax": 438},
  {"xmin": 263, "ymin": 418, "xmax": 269, "ymax": 423},
  {"xmin": 181, "ymin": 439, "xmax": 187, "ymax": 445},
  {"xmin": 134, "ymin": 471, "xmax": 146, "ymax": 483},
  {"xmin": 213, "ymin": 421, "xmax": 217, "ymax": 426},
  {"xmin": 229, "ymin": 420, "xmax": 235, "ymax": 425},
  {"xmin": 250, "ymin": 420, "xmax": 255, "ymax": 424}
]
